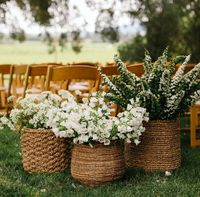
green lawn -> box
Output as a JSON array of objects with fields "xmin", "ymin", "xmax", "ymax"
[
  {"xmin": 0, "ymin": 128, "xmax": 200, "ymax": 197},
  {"xmin": 0, "ymin": 41, "xmax": 117, "ymax": 65}
]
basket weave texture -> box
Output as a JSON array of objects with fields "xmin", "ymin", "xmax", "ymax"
[
  {"xmin": 21, "ymin": 128, "xmax": 70, "ymax": 173},
  {"xmin": 71, "ymin": 142, "xmax": 125, "ymax": 186},
  {"xmin": 125, "ymin": 120, "xmax": 181, "ymax": 171}
]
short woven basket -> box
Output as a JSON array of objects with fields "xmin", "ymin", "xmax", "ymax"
[
  {"xmin": 21, "ymin": 128, "xmax": 70, "ymax": 173},
  {"xmin": 71, "ymin": 142, "xmax": 125, "ymax": 186},
  {"xmin": 125, "ymin": 120, "xmax": 181, "ymax": 171}
]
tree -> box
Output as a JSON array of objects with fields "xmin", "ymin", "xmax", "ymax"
[
  {"xmin": 178, "ymin": 0, "xmax": 200, "ymax": 63},
  {"xmin": 117, "ymin": 0, "xmax": 200, "ymax": 63}
]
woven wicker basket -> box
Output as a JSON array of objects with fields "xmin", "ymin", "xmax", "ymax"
[
  {"xmin": 21, "ymin": 128, "xmax": 70, "ymax": 173},
  {"xmin": 125, "ymin": 120, "xmax": 181, "ymax": 171},
  {"xmin": 71, "ymin": 142, "xmax": 125, "ymax": 186}
]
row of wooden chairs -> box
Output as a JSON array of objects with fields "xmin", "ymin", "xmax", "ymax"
[{"xmin": 0, "ymin": 62, "xmax": 144, "ymax": 107}]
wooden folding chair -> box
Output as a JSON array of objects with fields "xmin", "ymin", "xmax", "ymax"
[
  {"xmin": 7, "ymin": 64, "xmax": 28, "ymax": 99},
  {"xmin": 190, "ymin": 102, "xmax": 200, "ymax": 147},
  {"xmin": 45, "ymin": 65, "xmax": 100, "ymax": 97},
  {"xmin": 68, "ymin": 63, "xmax": 101, "ymax": 90},
  {"xmin": 0, "ymin": 64, "xmax": 11, "ymax": 109},
  {"xmin": 6, "ymin": 64, "xmax": 27, "ymax": 113},
  {"xmin": 22, "ymin": 64, "xmax": 49, "ymax": 98},
  {"xmin": 173, "ymin": 63, "xmax": 200, "ymax": 147}
]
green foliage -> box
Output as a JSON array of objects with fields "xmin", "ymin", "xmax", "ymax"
[
  {"xmin": 43, "ymin": 31, "xmax": 82, "ymax": 55},
  {"xmin": 144, "ymin": 2, "xmax": 182, "ymax": 61},
  {"xmin": 118, "ymin": 1, "xmax": 183, "ymax": 62},
  {"xmin": 28, "ymin": 0, "xmax": 52, "ymax": 25},
  {"xmin": 118, "ymin": 36, "xmax": 146, "ymax": 63},
  {"xmin": 101, "ymin": 48, "xmax": 200, "ymax": 120},
  {"xmin": 10, "ymin": 30, "xmax": 26, "ymax": 43},
  {"xmin": 71, "ymin": 31, "xmax": 82, "ymax": 54},
  {"xmin": 101, "ymin": 27, "xmax": 119, "ymax": 43}
]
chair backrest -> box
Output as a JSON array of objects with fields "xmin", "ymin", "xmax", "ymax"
[
  {"xmin": 0, "ymin": 64, "xmax": 11, "ymax": 109},
  {"xmin": 71, "ymin": 62, "xmax": 99, "ymax": 67},
  {"xmin": 0, "ymin": 64, "xmax": 11, "ymax": 86},
  {"xmin": 7, "ymin": 64, "xmax": 28, "ymax": 98},
  {"xmin": 127, "ymin": 63, "xmax": 144, "ymax": 77},
  {"xmin": 175, "ymin": 63, "xmax": 197, "ymax": 74},
  {"xmin": 41, "ymin": 62, "xmax": 64, "ymax": 66},
  {"xmin": 105, "ymin": 62, "xmax": 116, "ymax": 67},
  {"xmin": 0, "ymin": 64, "xmax": 11, "ymax": 74},
  {"xmin": 23, "ymin": 64, "xmax": 49, "ymax": 97},
  {"xmin": 105, "ymin": 61, "xmax": 129, "ymax": 67},
  {"xmin": 101, "ymin": 66, "xmax": 119, "ymax": 76},
  {"xmin": 101, "ymin": 63, "xmax": 144, "ymax": 77},
  {"xmin": 45, "ymin": 65, "xmax": 100, "ymax": 92}
]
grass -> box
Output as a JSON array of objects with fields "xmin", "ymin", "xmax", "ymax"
[
  {"xmin": 0, "ymin": 41, "xmax": 117, "ymax": 65},
  {"xmin": 0, "ymin": 128, "xmax": 200, "ymax": 197}
]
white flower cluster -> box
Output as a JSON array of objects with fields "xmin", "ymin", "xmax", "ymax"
[
  {"xmin": 0, "ymin": 116, "xmax": 14, "ymax": 130},
  {"xmin": 7, "ymin": 90, "xmax": 74, "ymax": 132},
  {"xmin": 117, "ymin": 99, "xmax": 149, "ymax": 144},
  {"xmin": 48, "ymin": 92, "xmax": 149, "ymax": 146},
  {"xmin": 0, "ymin": 90, "xmax": 149, "ymax": 146}
]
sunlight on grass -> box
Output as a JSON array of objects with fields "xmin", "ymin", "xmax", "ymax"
[{"xmin": 0, "ymin": 41, "xmax": 117, "ymax": 65}]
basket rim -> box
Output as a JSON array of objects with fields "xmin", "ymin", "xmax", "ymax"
[
  {"xmin": 21, "ymin": 128, "xmax": 53, "ymax": 134},
  {"xmin": 146, "ymin": 119, "xmax": 178, "ymax": 123},
  {"xmin": 74, "ymin": 141, "xmax": 119, "ymax": 148}
]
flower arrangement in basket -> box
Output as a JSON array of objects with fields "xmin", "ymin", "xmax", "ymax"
[
  {"xmin": 48, "ymin": 92, "xmax": 149, "ymax": 186},
  {"xmin": 100, "ymin": 48, "xmax": 200, "ymax": 171},
  {"xmin": 0, "ymin": 90, "xmax": 74, "ymax": 173}
]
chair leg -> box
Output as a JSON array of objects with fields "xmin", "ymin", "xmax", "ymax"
[{"xmin": 0, "ymin": 90, "xmax": 6, "ymax": 109}]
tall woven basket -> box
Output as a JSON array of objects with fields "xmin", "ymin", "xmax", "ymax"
[
  {"xmin": 21, "ymin": 128, "xmax": 70, "ymax": 173},
  {"xmin": 125, "ymin": 120, "xmax": 181, "ymax": 171},
  {"xmin": 71, "ymin": 142, "xmax": 125, "ymax": 186}
]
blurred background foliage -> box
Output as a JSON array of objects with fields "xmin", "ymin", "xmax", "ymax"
[{"xmin": 0, "ymin": 0, "xmax": 199, "ymax": 63}]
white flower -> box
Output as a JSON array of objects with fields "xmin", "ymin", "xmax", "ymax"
[
  {"xmin": 127, "ymin": 104, "xmax": 132, "ymax": 111},
  {"xmin": 59, "ymin": 131, "xmax": 68, "ymax": 138},
  {"xmin": 3, "ymin": 90, "xmax": 77, "ymax": 132},
  {"xmin": 47, "ymin": 91, "xmax": 149, "ymax": 146},
  {"xmin": 78, "ymin": 135, "xmax": 89, "ymax": 143},
  {"xmin": 104, "ymin": 139, "xmax": 110, "ymax": 145},
  {"xmin": 134, "ymin": 139, "xmax": 140, "ymax": 146},
  {"xmin": 7, "ymin": 95, "xmax": 15, "ymax": 103},
  {"xmin": 82, "ymin": 98, "xmax": 89, "ymax": 104},
  {"xmin": 90, "ymin": 97, "xmax": 98, "ymax": 103},
  {"xmin": 165, "ymin": 171, "xmax": 172, "ymax": 176},
  {"xmin": 89, "ymin": 102, "xmax": 96, "ymax": 108},
  {"xmin": 74, "ymin": 90, "xmax": 81, "ymax": 96}
]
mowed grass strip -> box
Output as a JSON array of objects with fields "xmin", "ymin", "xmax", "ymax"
[
  {"xmin": 0, "ymin": 128, "xmax": 200, "ymax": 197},
  {"xmin": 0, "ymin": 41, "xmax": 117, "ymax": 65}
]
